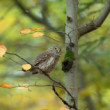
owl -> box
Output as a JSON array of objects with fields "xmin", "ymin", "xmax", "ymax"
[{"xmin": 32, "ymin": 46, "xmax": 61, "ymax": 74}]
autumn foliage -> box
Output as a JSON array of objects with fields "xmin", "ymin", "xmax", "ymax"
[
  {"xmin": 20, "ymin": 27, "xmax": 44, "ymax": 34},
  {"xmin": 22, "ymin": 64, "xmax": 32, "ymax": 71},
  {"xmin": 0, "ymin": 44, "xmax": 7, "ymax": 57},
  {"xmin": 0, "ymin": 82, "xmax": 12, "ymax": 87}
]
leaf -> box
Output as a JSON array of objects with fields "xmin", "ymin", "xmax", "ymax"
[
  {"xmin": 22, "ymin": 64, "xmax": 31, "ymax": 71},
  {"xmin": 0, "ymin": 44, "xmax": 7, "ymax": 58},
  {"xmin": 30, "ymin": 27, "xmax": 45, "ymax": 31},
  {"xmin": 0, "ymin": 82, "xmax": 12, "ymax": 87},
  {"xmin": 20, "ymin": 28, "xmax": 31, "ymax": 34},
  {"xmin": 60, "ymin": 107, "xmax": 69, "ymax": 110},
  {"xmin": 20, "ymin": 27, "xmax": 45, "ymax": 34},
  {"xmin": 33, "ymin": 32, "xmax": 44, "ymax": 38}
]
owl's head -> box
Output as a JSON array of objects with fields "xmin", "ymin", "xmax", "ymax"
[{"xmin": 48, "ymin": 46, "xmax": 62, "ymax": 56}]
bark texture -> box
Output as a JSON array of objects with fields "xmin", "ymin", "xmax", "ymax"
[{"xmin": 65, "ymin": 0, "xmax": 79, "ymax": 110}]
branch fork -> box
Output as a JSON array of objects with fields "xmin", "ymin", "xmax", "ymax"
[{"xmin": 5, "ymin": 51, "xmax": 78, "ymax": 110}]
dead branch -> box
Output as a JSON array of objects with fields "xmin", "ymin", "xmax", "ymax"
[{"xmin": 78, "ymin": 0, "xmax": 110, "ymax": 37}]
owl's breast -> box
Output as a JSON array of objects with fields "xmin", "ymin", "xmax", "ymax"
[{"xmin": 38, "ymin": 57, "xmax": 55, "ymax": 73}]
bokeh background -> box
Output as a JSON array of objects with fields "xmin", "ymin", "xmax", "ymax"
[{"xmin": 0, "ymin": 0, "xmax": 110, "ymax": 110}]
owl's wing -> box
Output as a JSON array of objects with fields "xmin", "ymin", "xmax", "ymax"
[{"xmin": 33, "ymin": 51, "xmax": 53, "ymax": 66}]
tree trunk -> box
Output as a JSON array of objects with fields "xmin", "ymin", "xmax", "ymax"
[{"xmin": 65, "ymin": 0, "xmax": 79, "ymax": 110}]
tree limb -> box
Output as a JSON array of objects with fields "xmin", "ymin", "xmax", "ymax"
[
  {"xmin": 52, "ymin": 85, "xmax": 76, "ymax": 109},
  {"xmin": 15, "ymin": 0, "xmax": 64, "ymax": 37},
  {"xmin": 32, "ymin": 69, "xmax": 77, "ymax": 109},
  {"xmin": 6, "ymin": 52, "xmax": 33, "ymax": 66},
  {"xmin": 5, "ymin": 48, "xmax": 77, "ymax": 109},
  {"xmin": 78, "ymin": 0, "xmax": 110, "ymax": 38}
]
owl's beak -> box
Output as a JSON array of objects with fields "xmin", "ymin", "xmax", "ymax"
[{"xmin": 57, "ymin": 48, "xmax": 61, "ymax": 53}]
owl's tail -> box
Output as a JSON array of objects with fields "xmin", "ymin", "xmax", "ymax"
[
  {"xmin": 30, "ymin": 67, "xmax": 47, "ymax": 75},
  {"xmin": 30, "ymin": 67, "xmax": 39, "ymax": 74}
]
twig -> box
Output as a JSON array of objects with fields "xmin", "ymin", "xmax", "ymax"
[
  {"xmin": 21, "ymin": 30, "xmax": 75, "ymax": 46},
  {"xmin": 10, "ymin": 84, "xmax": 61, "ymax": 88},
  {"xmin": 52, "ymin": 85, "xmax": 74, "ymax": 109},
  {"xmin": 78, "ymin": 0, "xmax": 110, "ymax": 37},
  {"xmin": 6, "ymin": 52, "xmax": 33, "ymax": 67},
  {"xmin": 15, "ymin": 0, "xmax": 64, "ymax": 38},
  {"xmin": 42, "ymin": 73, "xmax": 78, "ymax": 110},
  {"xmin": 6, "ymin": 57, "xmax": 22, "ymax": 65},
  {"xmin": 5, "ymin": 51, "xmax": 77, "ymax": 109}
]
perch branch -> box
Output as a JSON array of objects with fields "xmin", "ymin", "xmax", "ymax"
[
  {"xmin": 41, "ymin": 73, "xmax": 77, "ymax": 110},
  {"xmin": 5, "ymin": 51, "xmax": 77, "ymax": 109},
  {"xmin": 78, "ymin": 0, "xmax": 110, "ymax": 37}
]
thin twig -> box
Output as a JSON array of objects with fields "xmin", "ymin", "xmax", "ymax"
[
  {"xmin": 5, "ymin": 51, "xmax": 77, "ymax": 109},
  {"xmin": 10, "ymin": 84, "xmax": 61, "ymax": 88},
  {"xmin": 42, "ymin": 73, "xmax": 78, "ymax": 110},
  {"xmin": 6, "ymin": 52, "xmax": 33, "ymax": 67},
  {"xmin": 52, "ymin": 85, "xmax": 74, "ymax": 108},
  {"xmin": 5, "ymin": 56, "xmax": 22, "ymax": 65},
  {"xmin": 78, "ymin": 0, "xmax": 110, "ymax": 37},
  {"xmin": 21, "ymin": 30, "xmax": 74, "ymax": 46}
]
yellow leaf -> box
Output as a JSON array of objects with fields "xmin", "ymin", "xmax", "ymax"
[
  {"xmin": 31, "ymin": 27, "xmax": 45, "ymax": 31},
  {"xmin": 20, "ymin": 28, "xmax": 31, "ymax": 34},
  {"xmin": 33, "ymin": 32, "xmax": 44, "ymax": 38},
  {"xmin": 22, "ymin": 64, "xmax": 31, "ymax": 71},
  {"xmin": 0, "ymin": 82, "xmax": 12, "ymax": 87},
  {"xmin": 0, "ymin": 44, "xmax": 7, "ymax": 58},
  {"xmin": 20, "ymin": 27, "xmax": 45, "ymax": 34}
]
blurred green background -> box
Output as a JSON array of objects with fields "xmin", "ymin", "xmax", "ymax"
[{"xmin": 0, "ymin": 0, "xmax": 110, "ymax": 110}]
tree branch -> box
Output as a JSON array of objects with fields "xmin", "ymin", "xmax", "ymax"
[
  {"xmin": 78, "ymin": 0, "xmax": 110, "ymax": 37},
  {"xmin": 15, "ymin": 0, "xmax": 64, "ymax": 37},
  {"xmin": 32, "ymin": 69, "xmax": 77, "ymax": 110},
  {"xmin": 10, "ymin": 84, "xmax": 61, "ymax": 88},
  {"xmin": 5, "ymin": 50, "xmax": 77, "ymax": 109},
  {"xmin": 41, "ymin": 0, "xmax": 47, "ymax": 21},
  {"xmin": 52, "ymin": 85, "xmax": 75, "ymax": 109},
  {"xmin": 6, "ymin": 52, "xmax": 33, "ymax": 66}
]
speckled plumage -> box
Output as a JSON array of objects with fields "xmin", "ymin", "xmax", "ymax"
[{"xmin": 32, "ymin": 46, "xmax": 61, "ymax": 74}]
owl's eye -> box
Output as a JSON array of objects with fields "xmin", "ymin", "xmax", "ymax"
[{"xmin": 54, "ymin": 47, "xmax": 60, "ymax": 53}]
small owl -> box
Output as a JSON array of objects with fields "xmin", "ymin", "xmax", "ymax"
[{"xmin": 32, "ymin": 46, "xmax": 61, "ymax": 74}]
